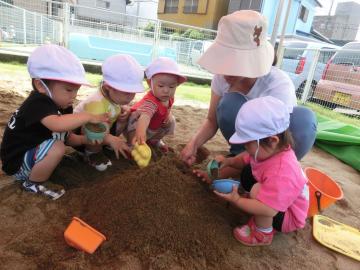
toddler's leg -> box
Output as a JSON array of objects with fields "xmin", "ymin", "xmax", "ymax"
[
  {"xmin": 17, "ymin": 139, "xmax": 66, "ymax": 200},
  {"xmin": 29, "ymin": 140, "xmax": 65, "ymax": 182}
]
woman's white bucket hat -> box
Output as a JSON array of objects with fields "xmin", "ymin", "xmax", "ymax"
[
  {"xmin": 198, "ymin": 10, "xmax": 274, "ymax": 78},
  {"xmin": 145, "ymin": 57, "xmax": 187, "ymax": 84},
  {"xmin": 102, "ymin": 54, "xmax": 145, "ymax": 93},
  {"xmin": 229, "ymin": 96, "xmax": 290, "ymax": 144},
  {"xmin": 27, "ymin": 44, "xmax": 91, "ymax": 86}
]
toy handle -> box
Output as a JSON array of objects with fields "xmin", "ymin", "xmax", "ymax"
[{"xmin": 315, "ymin": 191, "xmax": 322, "ymax": 213}]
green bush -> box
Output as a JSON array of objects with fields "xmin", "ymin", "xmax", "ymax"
[{"xmin": 181, "ymin": 29, "xmax": 205, "ymax": 40}]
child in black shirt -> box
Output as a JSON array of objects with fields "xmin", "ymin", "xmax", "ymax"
[{"xmin": 0, "ymin": 45, "xmax": 108, "ymax": 200}]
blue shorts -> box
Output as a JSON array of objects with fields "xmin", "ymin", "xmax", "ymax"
[{"xmin": 14, "ymin": 139, "xmax": 56, "ymax": 181}]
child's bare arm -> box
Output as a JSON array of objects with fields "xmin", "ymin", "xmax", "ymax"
[
  {"xmin": 65, "ymin": 132, "xmax": 87, "ymax": 147},
  {"xmin": 215, "ymin": 186, "xmax": 278, "ymax": 217},
  {"xmin": 216, "ymin": 152, "xmax": 247, "ymax": 170},
  {"xmin": 41, "ymin": 112, "xmax": 109, "ymax": 132},
  {"xmin": 133, "ymin": 113, "xmax": 151, "ymax": 145}
]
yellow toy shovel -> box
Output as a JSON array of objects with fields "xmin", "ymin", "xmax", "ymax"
[{"xmin": 131, "ymin": 143, "xmax": 151, "ymax": 168}]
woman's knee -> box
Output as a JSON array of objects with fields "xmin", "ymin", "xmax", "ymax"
[{"xmin": 290, "ymin": 106, "xmax": 317, "ymax": 159}]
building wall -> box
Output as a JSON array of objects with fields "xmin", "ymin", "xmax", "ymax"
[
  {"xmin": 313, "ymin": 2, "xmax": 360, "ymax": 42},
  {"xmin": 158, "ymin": 0, "xmax": 229, "ymax": 30},
  {"xmin": 293, "ymin": 0, "xmax": 316, "ymax": 34},
  {"xmin": 76, "ymin": 0, "xmax": 126, "ymax": 23}
]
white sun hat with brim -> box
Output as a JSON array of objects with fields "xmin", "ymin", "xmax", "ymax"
[
  {"xmin": 197, "ymin": 10, "xmax": 274, "ymax": 78},
  {"xmin": 27, "ymin": 44, "xmax": 91, "ymax": 86},
  {"xmin": 229, "ymin": 96, "xmax": 290, "ymax": 144},
  {"xmin": 102, "ymin": 54, "xmax": 145, "ymax": 93},
  {"xmin": 145, "ymin": 57, "xmax": 187, "ymax": 84}
]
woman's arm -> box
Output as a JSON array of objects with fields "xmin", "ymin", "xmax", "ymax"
[{"xmin": 180, "ymin": 92, "xmax": 221, "ymax": 165}]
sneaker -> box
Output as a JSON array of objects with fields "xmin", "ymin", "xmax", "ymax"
[
  {"xmin": 86, "ymin": 151, "xmax": 112, "ymax": 171},
  {"xmin": 22, "ymin": 180, "xmax": 65, "ymax": 200},
  {"xmin": 233, "ymin": 217, "xmax": 274, "ymax": 246}
]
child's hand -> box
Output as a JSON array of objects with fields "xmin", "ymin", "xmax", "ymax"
[
  {"xmin": 214, "ymin": 185, "xmax": 240, "ymax": 204},
  {"xmin": 106, "ymin": 135, "xmax": 130, "ymax": 159},
  {"xmin": 118, "ymin": 105, "xmax": 131, "ymax": 123},
  {"xmin": 132, "ymin": 130, "xmax": 146, "ymax": 145},
  {"xmin": 214, "ymin": 155, "xmax": 232, "ymax": 169},
  {"xmin": 88, "ymin": 113, "xmax": 109, "ymax": 124},
  {"xmin": 193, "ymin": 169, "xmax": 212, "ymax": 184}
]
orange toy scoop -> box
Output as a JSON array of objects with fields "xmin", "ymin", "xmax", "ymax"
[{"xmin": 64, "ymin": 217, "xmax": 106, "ymax": 254}]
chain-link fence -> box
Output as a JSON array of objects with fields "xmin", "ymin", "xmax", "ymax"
[
  {"xmin": 0, "ymin": 0, "xmax": 62, "ymax": 45},
  {"xmin": 0, "ymin": 0, "xmax": 216, "ymax": 78},
  {"xmin": 277, "ymin": 44, "xmax": 360, "ymax": 118}
]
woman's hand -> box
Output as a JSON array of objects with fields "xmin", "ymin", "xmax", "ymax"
[
  {"xmin": 214, "ymin": 185, "xmax": 241, "ymax": 204},
  {"xmin": 105, "ymin": 134, "xmax": 130, "ymax": 159},
  {"xmin": 192, "ymin": 169, "xmax": 212, "ymax": 184},
  {"xmin": 180, "ymin": 141, "xmax": 197, "ymax": 166}
]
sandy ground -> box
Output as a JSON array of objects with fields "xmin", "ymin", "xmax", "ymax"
[{"xmin": 0, "ymin": 74, "xmax": 359, "ymax": 270}]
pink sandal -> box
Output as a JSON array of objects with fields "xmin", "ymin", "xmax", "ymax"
[{"xmin": 233, "ymin": 217, "xmax": 274, "ymax": 246}]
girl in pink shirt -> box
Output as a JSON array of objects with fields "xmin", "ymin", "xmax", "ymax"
[{"xmin": 195, "ymin": 96, "xmax": 309, "ymax": 246}]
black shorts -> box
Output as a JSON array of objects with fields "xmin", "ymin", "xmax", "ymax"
[{"xmin": 240, "ymin": 165, "xmax": 285, "ymax": 232}]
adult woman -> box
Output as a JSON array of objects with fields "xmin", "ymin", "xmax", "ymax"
[{"xmin": 180, "ymin": 10, "xmax": 317, "ymax": 165}]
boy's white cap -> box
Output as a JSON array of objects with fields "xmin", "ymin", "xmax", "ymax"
[
  {"xmin": 102, "ymin": 54, "xmax": 145, "ymax": 93},
  {"xmin": 229, "ymin": 96, "xmax": 290, "ymax": 144},
  {"xmin": 145, "ymin": 57, "xmax": 187, "ymax": 84},
  {"xmin": 198, "ymin": 10, "xmax": 274, "ymax": 78},
  {"xmin": 27, "ymin": 44, "xmax": 90, "ymax": 86}
]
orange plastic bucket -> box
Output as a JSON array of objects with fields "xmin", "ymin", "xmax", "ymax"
[
  {"xmin": 305, "ymin": 167, "xmax": 343, "ymax": 217},
  {"xmin": 64, "ymin": 217, "xmax": 106, "ymax": 254}
]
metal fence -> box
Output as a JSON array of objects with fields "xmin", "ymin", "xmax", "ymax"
[
  {"xmin": 1, "ymin": 0, "xmax": 360, "ymax": 117},
  {"xmin": 0, "ymin": 0, "xmax": 216, "ymax": 78},
  {"xmin": 277, "ymin": 46, "xmax": 360, "ymax": 117},
  {"xmin": 0, "ymin": 0, "xmax": 62, "ymax": 45}
]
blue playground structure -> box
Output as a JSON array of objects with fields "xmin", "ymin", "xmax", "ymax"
[{"xmin": 68, "ymin": 33, "xmax": 176, "ymax": 66}]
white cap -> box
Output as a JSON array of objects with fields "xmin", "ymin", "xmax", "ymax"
[
  {"xmin": 102, "ymin": 54, "xmax": 145, "ymax": 93},
  {"xmin": 27, "ymin": 44, "xmax": 90, "ymax": 86},
  {"xmin": 229, "ymin": 96, "xmax": 290, "ymax": 144},
  {"xmin": 145, "ymin": 57, "xmax": 186, "ymax": 84},
  {"xmin": 198, "ymin": 10, "xmax": 274, "ymax": 78}
]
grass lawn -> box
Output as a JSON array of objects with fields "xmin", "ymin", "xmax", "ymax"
[{"xmin": 0, "ymin": 61, "xmax": 359, "ymax": 127}]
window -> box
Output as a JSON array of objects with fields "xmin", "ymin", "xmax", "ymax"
[
  {"xmin": 184, "ymin": 0, "xmax": 198, "ymax": 13},
  {"xmin": 96, "ymin": 0, "xmax": 110, "ymax": 9},
  {"xmin": 164, "ymin": 0, "xmax": 179, "ymax": 13},
  {"xmin": 299, "ymin": 5, "xmax": 309, "ymax": 23},
  {"xmin": 228, "ymin": 0, "xmax": 263, "ymax": 13}
]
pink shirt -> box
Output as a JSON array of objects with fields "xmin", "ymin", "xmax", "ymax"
[{"xmin": 243, "ymin": 147, "xmax": 309, "ymax": 233}]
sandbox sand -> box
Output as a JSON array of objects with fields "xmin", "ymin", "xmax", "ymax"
[{"xmin": 0, "ymin": 80, "xmax": 359, "ymax": 270}]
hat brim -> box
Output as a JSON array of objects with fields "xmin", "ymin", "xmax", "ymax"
[
  {"xmin": 229, "ymin": 133, "xmax": 249, "ymax": 145},
  {"xmin": 147, "ymin": 72, "xmax": 187, "ymax": 84},
  {"xmin": 106, "ymin": 81, "xmax": 145, "ymax": 93},
  {"xmin": 197, "ymin": 40, "xmax": 274, "ymax": 78},
  {"xmin": 41, "ymin": 77, "xmax": 93, "ymax": 87}
]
